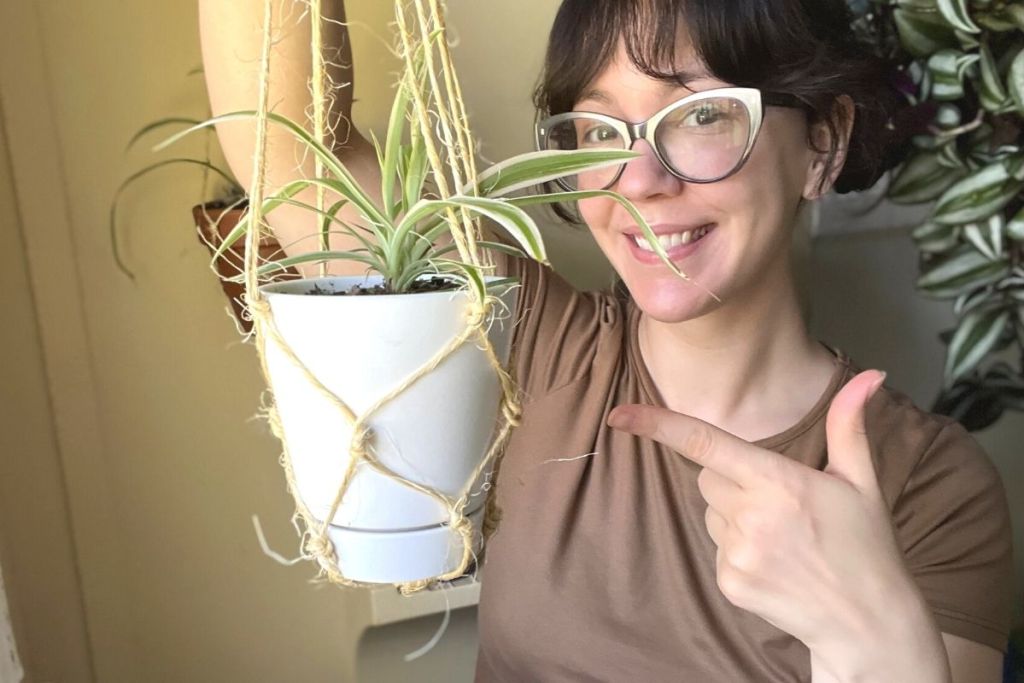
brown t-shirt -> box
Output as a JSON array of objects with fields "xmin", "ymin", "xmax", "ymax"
[{"xmin": 474, "ymin": 258, "xmax": 1014, "ymax": 682}]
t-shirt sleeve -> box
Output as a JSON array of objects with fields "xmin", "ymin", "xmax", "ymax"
[
  {"xmin": 503, "ymin": 256, "xmax": 621, "ymax": 403},
  {"xmin": 892, "ymin": 419, "xmax": 1015, "ymax": 652}
]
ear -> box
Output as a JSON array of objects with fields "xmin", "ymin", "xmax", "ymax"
[{"xmin": 802, "ymin": 95, "xmax": 855, "ymax": 201}]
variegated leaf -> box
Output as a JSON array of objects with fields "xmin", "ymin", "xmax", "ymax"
[
  {"xmin": 894, "ymin": 8, "xmax": 960, "ymax": 57},
  {"xmin": 1007, "ymin": 205, "xmax": 1024, "ymax": 239},
  {"xmin": 979, "ymin": 43, "xmax": 1011, "ymax": 112},
  {"xmin": 927, "ymin": 49, "xmax": 980, "ymax": 100},
  {"xmin": 933, "ymin": 163, "xmax": 1023, "ymax": 225},
  {"xmin": 962, "ymin": 217, "xmax": 1004, "ymax": 260},
  {"xmin": 937, "ymin": 0, "xmax": 981, "ymax": 34},
  {"xmin": 889, "ymin": 151, "xmax": 965, "ymax": 203},
  {"xmin": 1009, "ymin": 48, "xmax": 1024, "ymax": 117},
  {"xmin": 944, "ymin": 307, "xmax": 1011, "ymax": 386},
  {"xmin": 917, "ymin": 247, "xmax": 1010, "ymax": 298}
]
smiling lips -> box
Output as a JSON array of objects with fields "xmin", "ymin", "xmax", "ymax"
[{"xmin": 629, "ymin": 224, "xmax": 716, "ymax": 253}]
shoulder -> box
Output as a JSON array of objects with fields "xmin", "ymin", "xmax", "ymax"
[
  {"xmin": 862, "ymin": 380, "xmax": 1003, "ymax": 511},
  {"xmin": 854, "ymin": 372, "xmax": 1013, "ymax": 652},
  {"xmin": 507, "ymin": 257, "xmax": 629, "ymax": 401}
]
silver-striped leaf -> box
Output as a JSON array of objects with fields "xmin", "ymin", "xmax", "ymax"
[{"xmin": 944, "ymin": 307, "xmax": 1011, "ymax": 386}]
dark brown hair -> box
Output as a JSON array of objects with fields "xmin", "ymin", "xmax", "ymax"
[{"xmin": 535, "ymin": 0, "xmax": 910, "ymax": 198}]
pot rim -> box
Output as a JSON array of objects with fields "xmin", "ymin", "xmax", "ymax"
[{"xmin": 260, "ymin": 274, "xmax": 519, "ymax": 299}]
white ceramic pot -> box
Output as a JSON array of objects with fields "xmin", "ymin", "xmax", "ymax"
[{"xmin": 260, "ymin": 275, "xmax": 517, "ymax": 584}]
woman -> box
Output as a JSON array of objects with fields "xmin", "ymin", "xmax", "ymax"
[{"xmin": 200, "ymin": 0, "xmax": 1014, "ymax": 680}]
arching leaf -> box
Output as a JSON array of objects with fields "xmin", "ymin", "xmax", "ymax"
[
  {"xmin": 944, "ymin": 307, "xmax": 1011, "ymax": 385},
  {"xmin": 937, "ymin": 0, "xmax": 981, "ymax": 33}
]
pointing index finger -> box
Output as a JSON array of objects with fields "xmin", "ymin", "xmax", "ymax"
[{"xmin": 607, "ymin": 404, "xmax": 781, "ymax": 486}]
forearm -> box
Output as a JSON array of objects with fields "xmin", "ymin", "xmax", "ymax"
[
  {"xmin": 199, "ymin": 0, "xmax": 363, "ymax": 180},
  {"xmin": 199, "ymin": 0, "xmax": 381, "ymax": 274}
]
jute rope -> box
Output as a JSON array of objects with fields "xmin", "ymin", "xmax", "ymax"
[{"xmin": 243, "ymin": 0, "xmax": 520, "ymax": 592}]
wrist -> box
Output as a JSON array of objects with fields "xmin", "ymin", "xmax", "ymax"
[{"xmin": 808, "ymin": 582, "xmax": 950, "ymax": 683}]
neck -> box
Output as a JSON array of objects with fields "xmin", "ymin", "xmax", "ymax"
[{"xmin": 638, "ymin": 254, "xmax": 833, "ymax": 441}]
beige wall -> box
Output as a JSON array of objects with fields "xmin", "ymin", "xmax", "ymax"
[
  {"xmin": 0, "ymin": 2, "xmax": 1019, "ymax": 683},
  {"xmin": 0, "ymin": 77, "xmax": 94, "ymax": 681}
]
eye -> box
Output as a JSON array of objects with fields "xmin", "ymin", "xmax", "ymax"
[
  {"xmin": 581, "ymin": 123, "xmax": 620, "ymax": 145},
  {"xmin": 685, "ymin": 104, "xmax": 726, "ymax": 126}
]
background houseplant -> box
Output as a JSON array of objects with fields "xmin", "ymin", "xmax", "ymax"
[
  {"xmin": 110, "ymin": 73, "xmax": 303, "ymax": 333},
  {"xmin": 850, "ymin": 0, "xmax": 1024, "ymax": 432},
  {"xmin": 850, "ymin": 2, "xmax": 1024, "ymax": 677}
]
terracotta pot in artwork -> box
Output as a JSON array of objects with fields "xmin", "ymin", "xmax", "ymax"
[{"xmin": 191, "ymin": 201, "xmax": 299, "ymax": 333}]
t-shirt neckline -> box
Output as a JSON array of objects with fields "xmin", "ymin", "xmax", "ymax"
[{"xmin": 626, "ymin": 303, "xmax": 852, "ymax": 450}]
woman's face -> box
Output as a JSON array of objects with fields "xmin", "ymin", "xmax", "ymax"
[{"xmin": 575, "ymin": 41, "xmax": 830, "ymax": 323}]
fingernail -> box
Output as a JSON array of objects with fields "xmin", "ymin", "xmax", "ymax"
[
  {"xmin": 607, "ymin": 408, "xmax": 633, "ymax": 430},
  {"xmin": 869, "ymin": 371, "xmax": 887, "ymax": 397}
]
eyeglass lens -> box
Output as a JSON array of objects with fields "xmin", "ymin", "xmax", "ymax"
[{"xmin": 543, "ymin": 96, "xmax": 753, "ymax": 190}]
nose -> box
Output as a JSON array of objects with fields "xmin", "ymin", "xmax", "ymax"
[{"xmin": 613, "ymin": 139, "xmax": 683, "ymax": 201}]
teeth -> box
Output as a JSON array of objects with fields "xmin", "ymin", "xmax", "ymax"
[{"xmin": 632, "ymin": 225, "xmax": 712, "ymax": 252}]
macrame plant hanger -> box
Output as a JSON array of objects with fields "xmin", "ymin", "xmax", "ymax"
[{"xmin": 241, "ymin": 0, "xmax": 520, "ymax": 593}]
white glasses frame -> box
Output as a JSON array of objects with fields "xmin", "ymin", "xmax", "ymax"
[{"xmin": 535, "ymin": 87, "xmax": 805, "ymax": 191}]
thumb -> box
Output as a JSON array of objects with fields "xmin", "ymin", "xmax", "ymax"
[{"xmin": 824, "ymin": 369, "xmax": 886, "ymax": 496}]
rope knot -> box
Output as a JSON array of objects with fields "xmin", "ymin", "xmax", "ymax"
[
  {"xmin": 247, "ymin": 299, "xmax": 272, "ymax": 318},
  {"xmin": 466, "ymin": 301, "xmax": 489, "ymax": 329},
  {"xmin": 349, "ymin": 425, "xmax": 373, "ymax": 460},
  {"xmin": 304, "ymin": 533, "xmax": 335, "ymax": 560}
]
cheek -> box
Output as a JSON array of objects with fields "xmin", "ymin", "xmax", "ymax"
[
  {"xmin": 577, "ymin": 198, "xmax": 619, "ymax": 249},
  {"xmin": 577, "ymin": 197, "xmax": 611, "ymax": 229}
]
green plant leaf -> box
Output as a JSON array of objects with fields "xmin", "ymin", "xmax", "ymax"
[
  {"xmin": 381, "ymin": 75, "xmax": 413, "ymax": 222},
  {"xmin": 917, "ymin": 247, "xmax": 1010, "ymax": 298},
  {"xmin": 126, "ymin": 117, "xmax": 203, "ymax": 152},
  {"xmin": 407, "ymin": 148, "xmax": 642, "ymax": 257},
  {"xmin": 889, "ymin": 151, "xmax": 966, "ymax": 203},
  {"xmin": 441, "ymin": 261, "xmax": 488, "ymax": 303},
  {"xmin": 223, "ymin": 250, "xmax": 380, "ymax": 283},
  {"xmin": 1008, "ymin": 48, "xmax": 1024, "ymax": 116},
  {"xmin": 936, "ymin": 0, "xmax": 981, "ymax": 33},
  {"xmin": 1006, "ymin": 4, "xmax": 1024, "ymax": 31},
  {"xmin": 954, "ymin": 284, "xmax": 998, "ymax": 317},
  {"xmin": 400, "ymin": 196, "xmax": 548, "ymax": 264},
  {"xmin": 210, "ymin": 179, "xmax": 317, "ymax": 261},
  {"xmin": 944, "ymin": 307, "xmax": 1010, "ymax": 385},
  {"xmin": 1007, "ymin": 205, "xmax": 1024, "ymax": 239},
  {"xmin": 402, "ymin": 127, "xmax": 430, "ymax": 216},
  {"xmin": 110, "ymin": 158, "xmax": 241, "ymax": 280},
  {"xmin": 962, "ymin": 215, "xmax": 1004, "ymax": 259},
  {"xmin": 271, "ymin": 196, "xmax": 385, "ymax": 261},
  {"xmin": 953, "ymin": 28, "xmax": 981, "ymax": 50},
  {"xmin": 912, "ymin": 221, "xmax": 962, "ymax": 253},
  {"xmin": 978, "ymin": 43, "xmax": 1011, "ymax": 112},
  {"xmin": 894, "ymin": 8, "xmax": 960, "ymax": 57},
  {"xmin": 504, "ymin": 189, "xmax": 688, "ymax": 282},
  {"xmin": 932, "ymin": 162, "xmax": 1023, "ymax": 224},
  {"xmin": 155, "ymin": 110, "xmax": 391, "ymax": 231},
  {"xmin": 475, "ymin": 240, "xmax": 526, "ymax": 258},
  {"xmin": 927, "ymin": 49, "xmax": 979, "ymax": 100},
  {"xmin": 974, "ymin": 10, "xmax": 1017, "ymax": 32},
  {"xmin": 936, "ymin": 140, "xmax": 968, "ymax": 170},
  {"xmin": 473, "ymin": 149, "xmax": 640, "ymax": 198}
]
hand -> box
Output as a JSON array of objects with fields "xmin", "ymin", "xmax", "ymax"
[{"xmin": 607, "ymin": 370, "xmax": 945, "ymax": 679}]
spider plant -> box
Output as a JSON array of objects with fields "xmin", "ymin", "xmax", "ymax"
[
  {"xmin": 111, "ymin": 68, "xmax": 245, "ymax": 281},
  {"xmin": 154, "ymin": 68, "xmax": 687, "ymax": 302}
]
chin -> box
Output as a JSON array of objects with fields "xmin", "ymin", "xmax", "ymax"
[{"xmin": 622, "ymin": 275, "xmax": 723, "ymax": 322}]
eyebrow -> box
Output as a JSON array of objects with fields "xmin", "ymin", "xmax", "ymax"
[{"xmin": 577, "ymin": 73, "xmax": 713, "ymax": 106}]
